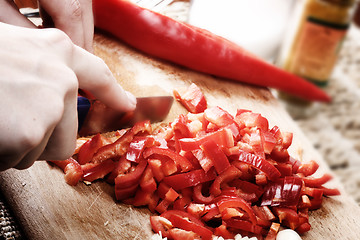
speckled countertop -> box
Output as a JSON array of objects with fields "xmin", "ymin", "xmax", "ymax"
[{"xmin": 284, "ymin": 24, "xmax": 360, "ymax": 203}]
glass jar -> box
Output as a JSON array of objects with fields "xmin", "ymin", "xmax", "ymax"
[{"xmin": 278, "ymin": 0, "xmax": 356, "ymax": 87}]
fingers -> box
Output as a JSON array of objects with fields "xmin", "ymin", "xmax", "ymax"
[
  {"xmin": 72, "ymin": 45, "xmax": 137, "ymax": 112},
  {"xmin": 78, "ymin": 0, "xmax": 94, "ymax": 52},
  {"xmin": 38, "ymin": 0, "xmax": 94, "ymax": 52},
  {"xmin": 14, "ymin": 129, "xmax": 53, "ymax": 170},
  {"xmin": 39, "ymin": 86, "xmax": 78, "ymax": 161},
  {"xmin": 0, "ymin": 0, "xmax": 35, "ymax": 28}
]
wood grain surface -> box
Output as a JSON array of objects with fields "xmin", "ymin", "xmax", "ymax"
[{"xmin": 1, "ymin": 32, "xmax": 360, "ymax": 240}]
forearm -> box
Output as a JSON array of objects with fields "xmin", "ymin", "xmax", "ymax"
[{"xmin": 0, "ymin": 0, "xmax": 35, "ymax": 28}]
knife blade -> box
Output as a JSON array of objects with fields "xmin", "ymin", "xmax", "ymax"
[{"xmin": 77, "ymin": 95, "xmax": 174, "ymax": 136}]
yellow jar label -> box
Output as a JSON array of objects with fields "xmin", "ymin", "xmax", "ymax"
[{"xmin": 288, "ymin": 18, "xmax": 347, "ymax": 84}]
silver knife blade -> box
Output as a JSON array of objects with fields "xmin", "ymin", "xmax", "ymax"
[{"xmin": 78, "ymin": 96, "xmax": 173, "ymax": 136}]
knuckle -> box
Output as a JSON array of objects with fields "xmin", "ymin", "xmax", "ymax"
[
  {"xmin": 97, "ymin": 63, "xmax": 115, "ymax": 91},
  {"xmin": 43, "ymin": 28, "xmax": 73, "ymax": 49},
  {"xmin": 68, "ymin": 0, "xmax": 83, "ymax": 20}
]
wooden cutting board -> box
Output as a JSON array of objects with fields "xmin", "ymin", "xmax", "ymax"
[{"xmin": 1, "ymin": 32, "xmax": 360, "ymax": 240}]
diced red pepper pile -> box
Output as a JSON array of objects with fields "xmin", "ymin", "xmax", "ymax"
[{"xmin": 50, "ymin": 83, "xmax": 340, "ymax": 240}]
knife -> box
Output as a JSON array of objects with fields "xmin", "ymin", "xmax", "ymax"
[{"xmin": 77, "ymin": 95, "xmax": 174, "ymax": 136}]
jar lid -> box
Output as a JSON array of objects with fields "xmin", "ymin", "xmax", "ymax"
[{"xmin": 322, "ymin": 0, "xmax": 355, "ymax": 6}]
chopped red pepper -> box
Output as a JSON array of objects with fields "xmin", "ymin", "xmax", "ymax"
[
  {"xmin": 82, "ymin": 159, "xmax": 116, "ymax": 182},
  {"xmin": 163, "ymin": 169, "xmax": 217, "ymax": 191},
  {"xmin": 173, "ymin": 83, "xmax": 207, "ymax": 113},
  {"xmin": 77, "ymin": 133, "xmax": 112, "ymax": 164},
  {"xmin": 217, "ymin": 196, "xmax": 257, "ymax": 226},
  {"xmin": 52, "ymin": 84, "xmax": 339, "ymax": 239},
  {"xmin": 114, "ymin": 158, "xmax": 147, "ymax": 189},
  {"xmin": 235, "ymin": 150, "xmax": 281, "ymax": 181},
  {"xmin": 261, "ymin": 176, "xmax": 303, "ymax": 207},
  {"xmin": 50, "ymin": 158, "xmax": 83, "ymax": 186},
  {"xmin": 302, "ymin": 173, "xmax": 333, "ymax": 188},
  {"xmin": 210, "ymin": 165, "xmax": 241, "ymax": 196},
  {"xmin": 143, "ymin": 147, "xmax": 194, "ymax": 172},
  {"xmin": 200, "ymin": 140, "xmax": 230, "ymax": 175}
]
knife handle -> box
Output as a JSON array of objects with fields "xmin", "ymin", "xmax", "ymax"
[{"xmin": 77, "ymin": 96, "xmax": 91, "ymax": 131}]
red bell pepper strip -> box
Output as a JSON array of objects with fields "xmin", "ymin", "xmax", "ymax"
[
  {"xmin": 77, "ymin": 133, "xmax": 112, "ymax": 164},
  {"xmin": 204, "ymin": 106, "xmax": 235, "ymax": 128},
  {"xmin": 173, "ymin": 83, "xmax": 207, "ymax": 114},
  {"xmin": 296, "ymin": 160, "xmax": 319, "ymax": 176},
  {"xmin": 261, "ymin": 176, "xmax": 303, "ymax": 207},
  {"xmin": 200, "ymin": 140, "xmax": 231, "ymax": 175},
  {"xmin": 192, "ymin": 183, "xmax": 215, "ymax": 204},
  {"xmin": 179, "ymin": 128, "xmax": 234, "ymax": 152},
  {"xmin": 82, "ymin": 159, "xmax": 116, "ymax": 182},
  {"xmin": 93, "ymin": 0, "xmax": 330, "ymax": 102},
  {"xmin": 126, "ymin": 136, "xmax": 156, "ymax": 163},
  {"xmin": 167, "ymin": 214, "xmax": 212, "ymax": 240},
  {"xmin": 272, "ymin": 207, "xmax": 300, "ymax": 230},
  {"xmin": 214, "ymin": 225, "xmax": 235, "ymax": 239},
  {"xmin": 191, "ymin": 149, "xmax": 214, "ymax": 173},
  {"xmin": 235, "ymin": 150, "xmax": 281, "ymax": 181},
  {"xmin": 265, "ymin": 222, "xmax": 280, "ymax": 240},
  {"xmin": 114, "ymin": 158, "xmax": 147, "ymax": 188},
  {"xmin": 150, "ymin": 215, "xmax": 173, "ymax": 238},
  {"xmin": 161, "ymin": 210, "xmax": 206, "ymax": 227},
  {"xmin": 210, "ymin": 165, "xmax": 242, "ymax": 196},
  {"xmin": 114, "ymin": 184, "xmax": 138, "ymax": 201},
  {"xmin": 163, "ymin": 169, "xmax": 217, "ymax": 191},
  {"xmin": 92, "ymin": 120, "xmax": 152, "ymax": 163},
  {"xmin": 217, "ymin": 197, "xmax": 257, "ymax": 226},
  {"xmin": 143, "ymin": 147, "xmax": 194, "ymax": 172},
  {"xmin": 224, "ymin": 218, "xmax": 263, "ymax": 235},
  {"xmin": 302, "ymin": 173, "xmax": 333, "ymax": 188},
  {"xmin": 168, "ymin": 228, "xmax": 198, "ymax": 240},
  {"xmin": 50, "ymin": 158, "xmax": 83, "ymax": 186}
]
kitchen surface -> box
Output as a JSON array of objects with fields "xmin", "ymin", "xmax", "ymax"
[{"xmin": 1, "ymin": 0, "xmax": 360, "ymax": 239}]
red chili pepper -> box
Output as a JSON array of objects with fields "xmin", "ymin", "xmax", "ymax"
[{"xmin": 93, "ymin": 0, "xmax": 330, "ymax": 102}]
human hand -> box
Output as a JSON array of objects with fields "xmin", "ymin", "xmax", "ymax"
[
  {"xmin": 0, "ymin": 22, "xmax": 136, "ymax": 171},
  {"xmin": 38, "ymin": 0, "xmax": 95, "ymax": 52},
  {"xmin": 1, "ymin": 0, "xmax": 94, "ymax": 52}
]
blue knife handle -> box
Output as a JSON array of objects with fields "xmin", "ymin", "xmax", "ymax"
[{"xmin": 77, "ymin": 96, "xmax": 91, "ymax": 130}]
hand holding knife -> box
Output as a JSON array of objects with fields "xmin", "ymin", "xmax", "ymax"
[{"xmin": 77, "ymin": 95, "xmax": 174, "ymax": 137}]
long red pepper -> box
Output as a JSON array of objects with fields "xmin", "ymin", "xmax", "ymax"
[{"xmin": 93, "ymin": 0, "xmax": 330, "ymax": 102}]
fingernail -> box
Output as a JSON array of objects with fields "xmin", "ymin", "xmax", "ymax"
[{"xmin": 126, "ymin": 91, "xmax": 137, "ymax": 108}]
